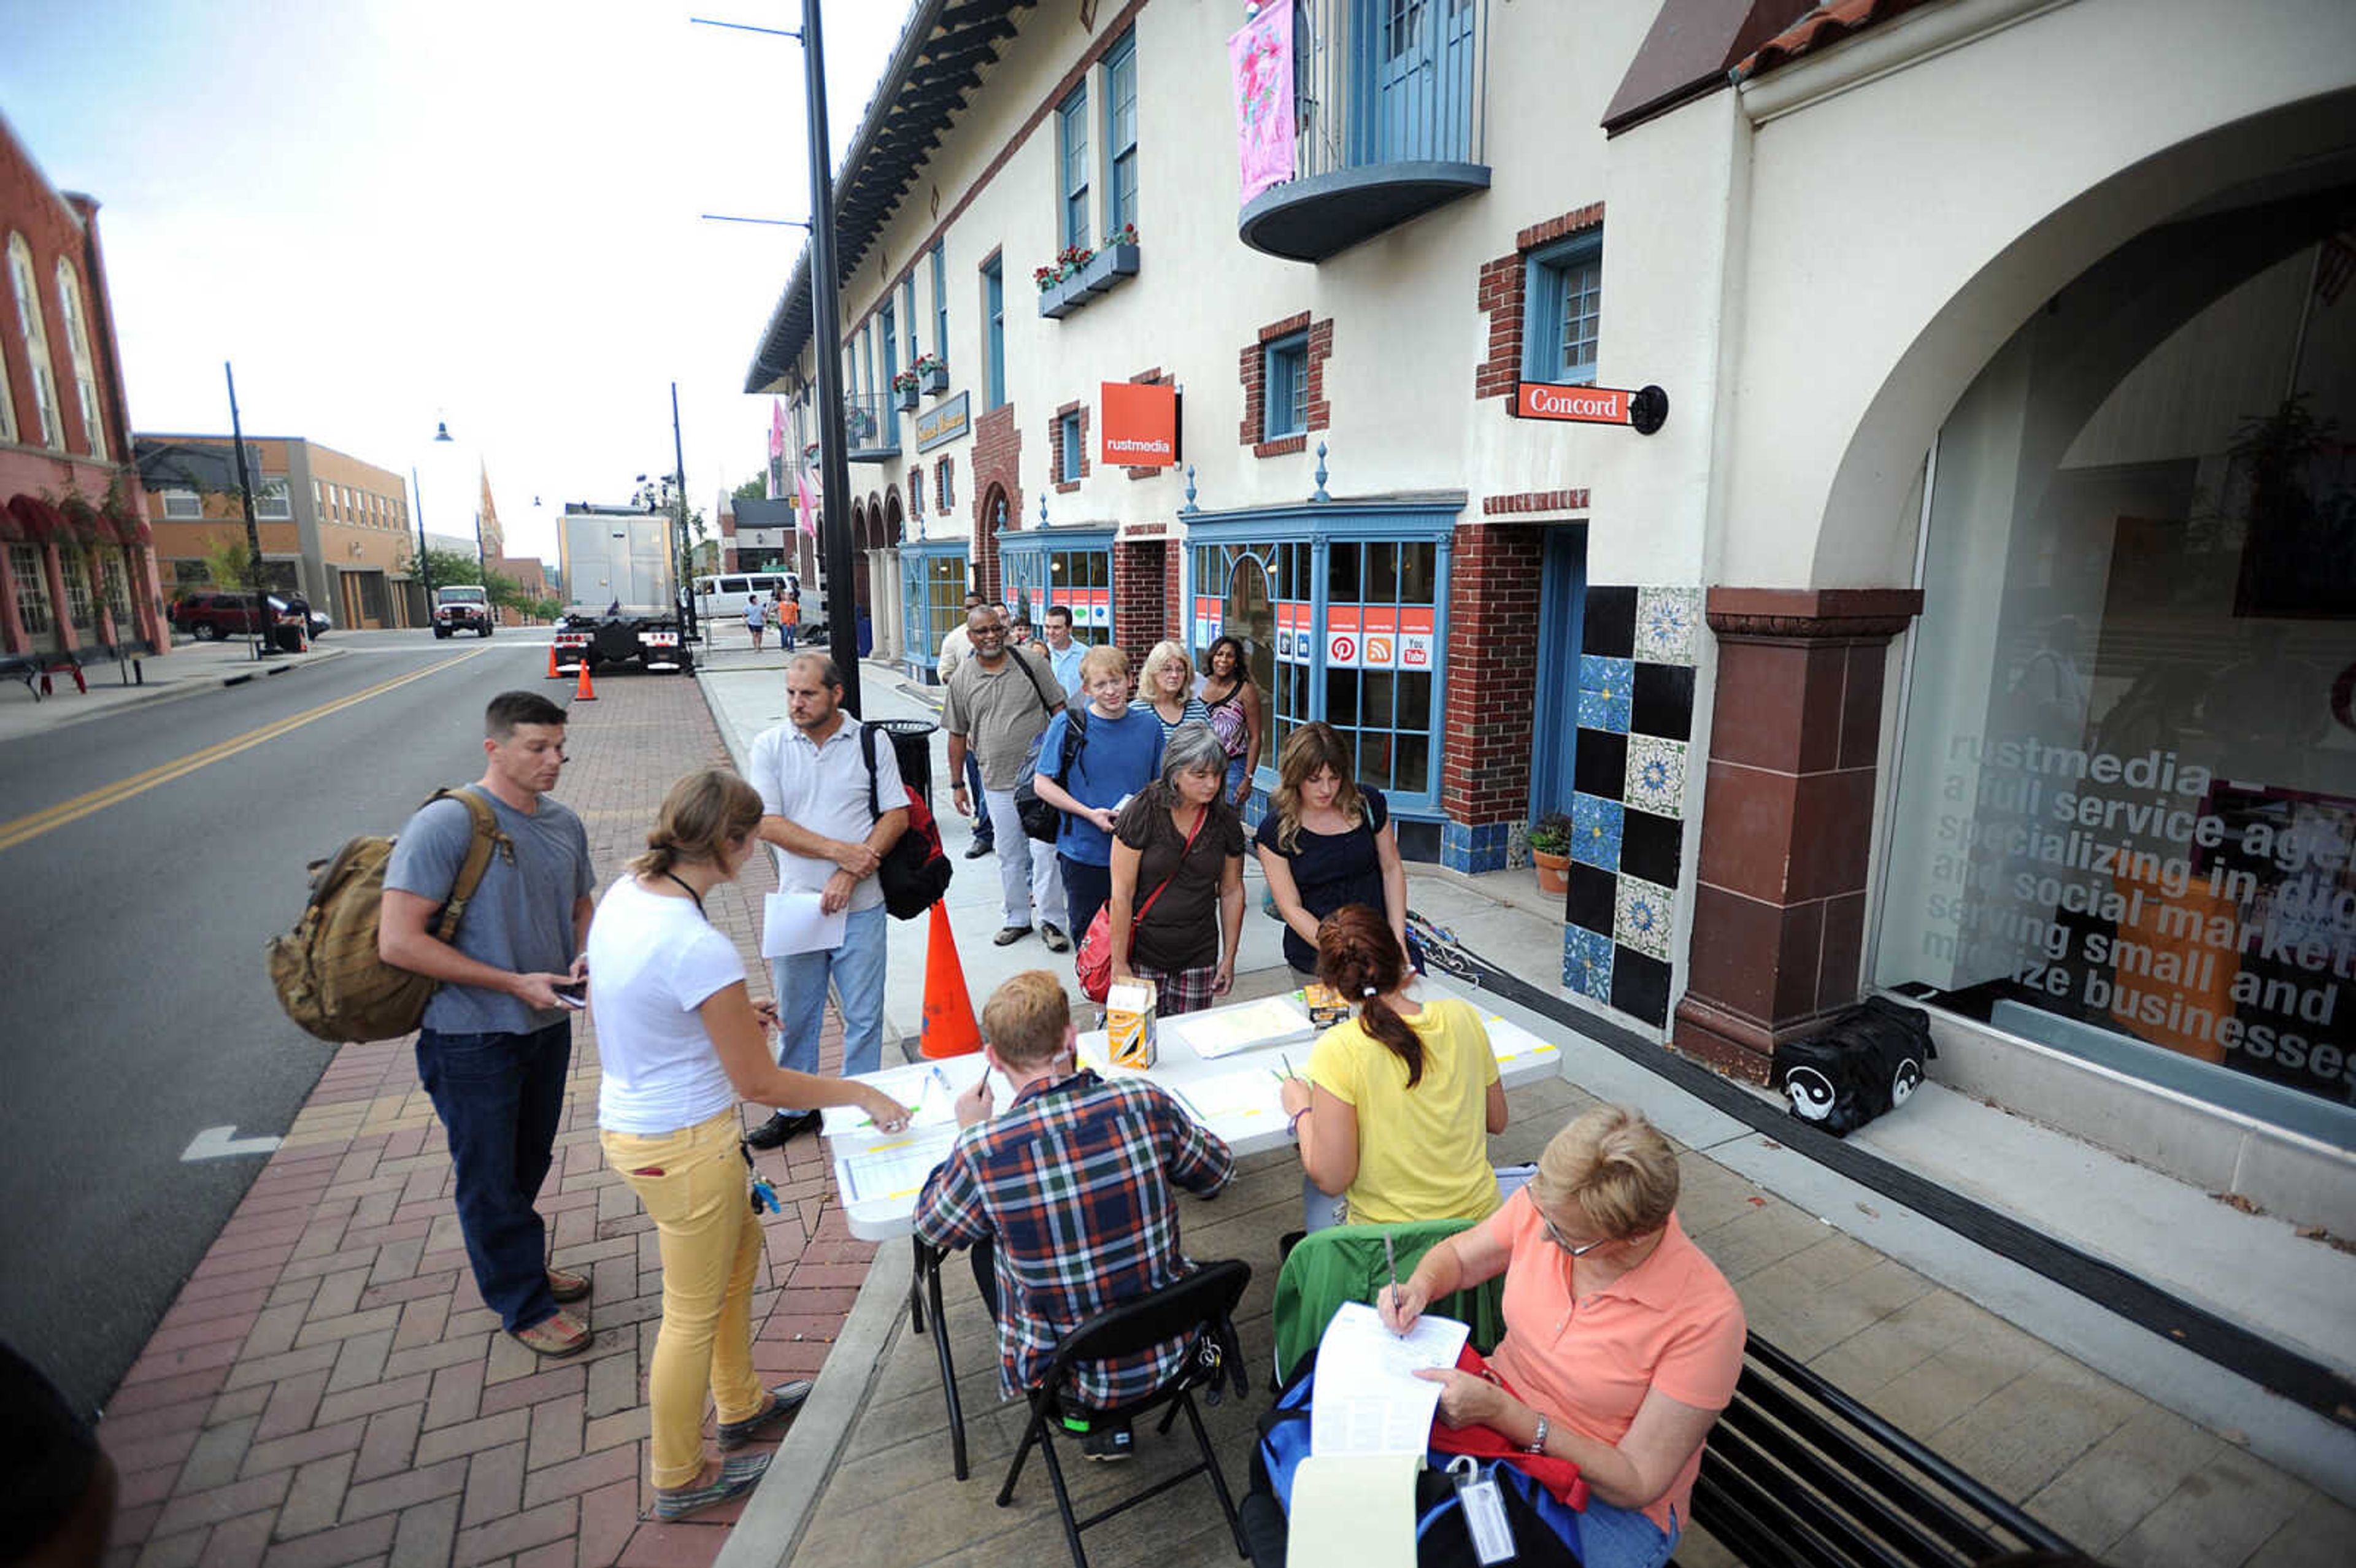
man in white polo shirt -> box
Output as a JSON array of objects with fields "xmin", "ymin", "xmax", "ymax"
[{"xmin": 744, "ymin": 652, "xmax": 908, "ymax": 1147}]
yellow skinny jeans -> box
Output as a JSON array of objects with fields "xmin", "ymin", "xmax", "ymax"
[{"xmin": 599, "ymin": 1109, "xmax": 769, "ymax": 1488}]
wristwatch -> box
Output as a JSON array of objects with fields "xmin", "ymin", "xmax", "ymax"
[{"xmin": 1525, "ymin": 1415, "xmax": 1549, "ymax": 1455}]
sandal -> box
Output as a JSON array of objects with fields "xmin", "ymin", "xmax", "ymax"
[
  {"xmin": 547, "ymin": 1266, "xmax": 591, "ymax": 1304},
  {"xmin": 716, "ymin": 1381, "xmax": 815, "ymax": 1449},
  {"xmin": 511, "ymin": 1309, "xmax": 592, "ymax": 1358},
  {"xmin": 654, "ymin": 1451, "xmax": 770, "ymax": 1521}
]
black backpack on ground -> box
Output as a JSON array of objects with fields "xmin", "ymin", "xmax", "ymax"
[{"xmin": 859, "ymin": 722, "xmax": 952, "ymax": 918}]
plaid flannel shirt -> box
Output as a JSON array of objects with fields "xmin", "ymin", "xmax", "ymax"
[{"xmin": 914, "ymin": 1070, "xmax": 1234, "ymax": 1405}]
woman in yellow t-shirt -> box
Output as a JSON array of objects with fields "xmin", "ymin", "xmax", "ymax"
[{"xmin": 1279, "ymin": 904, "xmax": 1507, "ymax": 1231}]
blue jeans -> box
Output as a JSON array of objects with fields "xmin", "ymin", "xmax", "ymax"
[
  {"xmin": 769, "ymin": 902, "xmax": 890, "ymax": 1098},
  {"xmin": 964, "ymin": 750, "xmax": 993, "ymax": 844},
  {"xmin": 1060, "ymin": 856, "xmax": 1112, "ymax": 950},
  {"xmin": 1575, "ymin": 1501, "xmax": 1677, "ymax": 1568},
  {"xmin": 415, "ymin": 1020, "xmax": 572, "ymax": 1333}
]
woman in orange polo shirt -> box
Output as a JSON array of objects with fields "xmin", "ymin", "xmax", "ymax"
[{"xmin": 1381, "ymin": 1105, "xmax": 1746, "ymax": 1568}]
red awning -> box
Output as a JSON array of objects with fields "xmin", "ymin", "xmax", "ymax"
[
  {"xmin": 90, "ymin": 509, "xmax": 125, "ymax": 545},
  {"xmin": 5, "ymin": 494, "xmax": 60, "ymax": 542},
  {"xmin": 0, "ymin": 496, "xmax": 25, "ymax": 543}
]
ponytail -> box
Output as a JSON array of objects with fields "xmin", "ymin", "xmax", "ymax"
[
  {"xmin": 1314, "ymin": 905, "xmax": 1422, "ymax": 1088},
  {"xmin": 628, "ymin": 769, "xmax": 763, "ymax": 880}
]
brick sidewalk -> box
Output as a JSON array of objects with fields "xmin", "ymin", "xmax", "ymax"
[{"xmin": 99, "ymin": 673, "xmax": 878, "ymax": 1568}]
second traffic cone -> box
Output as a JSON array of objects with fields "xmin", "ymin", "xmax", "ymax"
[
  {"xmin": 546, "ymin": 644, "xmax": 560, "ymax": 679},
  {"xmin": 918, "ymin": 901, "xmax": 982, "ymax": 1059},
  {"xmin": 573, "ymin": 659, "xmax": 597, "ymax": 702}
]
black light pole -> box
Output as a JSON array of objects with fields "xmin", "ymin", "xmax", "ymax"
[
  {"xmin": 410, "ymin": 466, "xmax": 433, "ymax": 629},
  {"xmin": 800, "ymin": 0, "xmax": 861, "ymax": 715},
  {"xmin": 671, "ymin": 382, "xmax": 698, "ymax": 645},
  {"xmin": 223, "ymin": 361, "xmax": 265, "ymax": 660}
]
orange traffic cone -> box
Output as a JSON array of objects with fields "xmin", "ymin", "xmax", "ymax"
[
  {"xmin": 546, "ymin": 644, "xmax": 560, "ymax": 679},
  {"xmin": 918, "ymin": 902, "xmax": 982, "ymax": 1059},
  {"xmin": 573, "ymin": 659, "xmax": 597, "ymax": 702}
]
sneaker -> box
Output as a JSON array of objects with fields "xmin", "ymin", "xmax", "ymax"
[
  {"xmin": 1081, "ymin": 1424, "xmax": 1134, "ymax": 1462},
  {"xmin": 1040, "ymin": 923, "xmax": 1071, "ymax": 954},
  {"xmin": 993, "ymin": 924, "xmax": 1033, "ymax": 947},
  {"xmin": 716, "ymin": 1381, "xmax": 815, "ymax": 1448},
  {"xmin": 511, "ymin": 1309, "xmax": 591, "ymax": 1358},
  {"xmin": 654, "ymin": 1451, "xmax": 770, "ymax": 1521},
  {"xmin": 546, "ymin": 1266, "xmax": 591, "ymax": 1304},
  {"xmin": 964, "ymin": 838, "xmax": 995, "ymax": 859}
]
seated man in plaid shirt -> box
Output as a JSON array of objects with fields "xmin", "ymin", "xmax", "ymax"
[{"xmin": 915, "ymin": 970, "xmax": 1234, "ymax": 1459}]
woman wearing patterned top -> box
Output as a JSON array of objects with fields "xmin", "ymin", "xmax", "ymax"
[{"xmin": 1133, "ymin": 639, "xmax": 1211, "ymax": 740}]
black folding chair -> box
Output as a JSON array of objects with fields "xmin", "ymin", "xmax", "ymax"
[{"xmin": 995, "ymin": 1258, "xmax": 1253, "ymax": 1568}]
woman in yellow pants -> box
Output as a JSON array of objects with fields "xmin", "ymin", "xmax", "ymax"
[{"xmin": 587, "ymin": 770, "xmax": 911, "ymax": 1519}]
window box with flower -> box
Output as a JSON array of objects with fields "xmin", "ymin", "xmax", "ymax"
[
  {"xmin": 1034, "ymin": 228, "xmax": 1140, "ymax": 320},
  {"xmin": 910, "ymin": 352, "xmax": 949, "ymax": 396},
  {"xmin": 891, "ymin": 371, "xmax": 920, "ymax": 413}
]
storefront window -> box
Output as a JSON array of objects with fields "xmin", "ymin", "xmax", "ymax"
[
  {"xmin": 60, "ymin": 548, "xmax": 93, "ymax": 627},
  {"xmin": 10, "ymin": 544, "xmax": 52, "ymax": 634},
  {"xmin": 901, "ymin": 544, "xmax": 969, "ymax": 672},
  {"xmin": 1001, "ymin": 532, "xmax": 1112, "ymax": 644},
  {"xmin": 1877, "ymin": 206, "xmax": 2356, "ymax": 1142}
]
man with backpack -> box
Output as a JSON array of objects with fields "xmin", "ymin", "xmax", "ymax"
[
  {"xmin": 945, "ymin": 604, "xmax": 1069, "ymax": 951},
  {"xmin": 743, "ymin": 651, "xmax": 908, "ymax": 1149},
  {"xmin": 379, "ymin": 691, "xmax": 598, "ymax": 1359}
]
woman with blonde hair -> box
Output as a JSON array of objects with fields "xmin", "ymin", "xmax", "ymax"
[
  {"xmin": 1255, "ymin": 721, "xmax": 1417, "ymax": 977},
  {"xmin": 1133, "ymin": 638, "xmax": 1211, "ymax": 742},
  {"xmin": 1380, "ymin": 1106, "xmax": 1747, "ymax": 1568},
  {"xmin": 588, "ymin": 769, "xmax": 911, "ymax": 1520},
  {"xmin": 1279, "ymin": 905, "xmax": 1506, "ymax": 1231}
]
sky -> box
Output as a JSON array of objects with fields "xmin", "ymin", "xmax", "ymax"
[{"xmin": 0, "ymin": 0, "xmax": 907, "ymax": 566}]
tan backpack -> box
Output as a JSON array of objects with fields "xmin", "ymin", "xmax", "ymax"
[{"xmin": 266, "ymin": 789, "xmax": 506, "ymax": 1043}]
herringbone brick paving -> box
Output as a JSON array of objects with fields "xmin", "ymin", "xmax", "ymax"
[{"xmin": 99, "ymin": 671, "xmax": 878, "ymax": 1568}]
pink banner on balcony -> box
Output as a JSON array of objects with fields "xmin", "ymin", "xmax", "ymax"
[
  {"xmin": 794, "ymin": 466, "xmax": 820, "ymax": 540},
  {"xmin": 768, "ymin": 398, "xmax": 787, "ymax": 499},
  {"xmin": 1230, "ymin": 0, "xmax": 1295, "ymax": 206}
]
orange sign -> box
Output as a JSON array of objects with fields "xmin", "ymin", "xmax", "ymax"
[
  {"xmin": 1514, "ymin": 382, "xmax": 1629, "ymax": 423},
  {"xmin": 1099, "ymin": 380, "xmax": 1179, "ymax": 467}
]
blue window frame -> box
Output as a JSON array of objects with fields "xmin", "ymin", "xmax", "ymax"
[
  {"xmin": 931, "ymin": 245, "xmax": 948, "ymax": 367},
  {"xmin": 999, "ymin": 528, "xmax": 1114, "ymax": 646},
  {"xmin": 1103, "ymin": 31, "xmax": 1138, "ymax": 236},
  {"xmin": 902, "ymin": 277, "xmax": 917, "ymax": 361},
  {"xmin": 1523, "ymin": 231, "xmax": 1603, "ymax": 385},
  {"xmin": 982, "ymin": 256, "xmax": 1006, "ymax": 410},
  {"xmin": 1057, "ymin": 409, "xmax": 1084, "ymax": 482},
  {"xmin": 1263, "ymin": 331, "xmax": 1309, "ymax": 441},
  {"xmin": 901, "ymin": 540, "xmax": 970, "ymax": 681},
  {"xmin": 879, "ymin": 301, "xmax": 898, "ymax": 441},
  {"xmin": 1057, "ymin": 85, "xmax": 1090, "ymax": 250}
]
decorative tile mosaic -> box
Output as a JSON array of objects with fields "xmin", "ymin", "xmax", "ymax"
[
  {"xmin": 1565, "ymin": 862, "xmax": 1616, "ymax": 936},
  {"xmin": 1614, "ymin": 873, "xmax": 1677, "ymax": 963},
  {"xmin": 1611, "ymin": 948, "xmax": 1672, "ymax": 1026},
  {"xmin": 1574, "ymin": 728, "xmax": 1627, "ymax": 802},
  {"xmin": 1563, "ymin": 927, "xmax": 1614, "ymax": 1002},
  {"xmin": 1580, "ymin": 586, "xmax": 1636, "ymax": 658},
  {"xmin": 1578, "ymin": 654, "xmax": 1634, "ymax": 732},
  {"xmin": 1619, "ymin": 808, "xmax": 1682, "ymax": 890},
  {"xmin": 1442, "ymin": 820, "xmax": 1512, "ymax": 875},
  {"xmin": 1634, "ymin": 586, "xmax": 1700, "ymax": 665},
  {"xmin": 1569, "ymin": 792, "xmax": 1623, "ymax": 871},
  {"xmin": 1623, "ymin": 735, "xmax": 1687, "ymax": 818}
]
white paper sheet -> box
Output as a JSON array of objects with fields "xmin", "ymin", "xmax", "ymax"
[
  {"xmin": 1309, "ymin": 1301, "xmax": 1471, "ymax": 1458},
  {"xmin": 761, "ymin": 891, "xmax": 847, "ymax": 957},
  {"xmin": 833, "ymin": 1127, "xmax": 960, "ymax": 1207},
  {"xmin": 1287, "ymin": 1453, "xmax": 1422, "ymax": 1567},
  {"xmin": 1166, "ymin": 993, "xmax": 1315, "ymax": 1058}
]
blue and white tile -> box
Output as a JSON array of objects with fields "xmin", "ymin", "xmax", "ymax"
[
  {"xmin": 1623, "ymin": 735, "xmax": 1688, "ymax": 819},
  {"xmin": 1613, "ymin": 873, "xmax": 1677, "ymax": 963},
  {"xmin": 1634, "ymin": 586, "xmax": 1701, "ymax": 665},
  {"xmin": 1562, "ymin": 927, "xmax": 1614, "ymax": 1003},
  {"xmin": 1569, "ymin": 792, "xmax": 1623, "ymax": 872},
  {"xmin": 1578, "ymin": 654, "xmax": 1634, "ymax": 732}
]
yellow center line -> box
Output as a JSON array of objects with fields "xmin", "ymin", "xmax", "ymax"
[{"xmin": 0, "ymin": 647, "xmax": 496, "ymax": 854}]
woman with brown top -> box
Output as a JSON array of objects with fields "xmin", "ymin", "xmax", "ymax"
[{"xmin": 1107, "ymin": 723, "xmax": 1247, "ymax": 1015}]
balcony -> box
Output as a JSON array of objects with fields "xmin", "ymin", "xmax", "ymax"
[
  {"xmin": 844, "ymin": 393, "xmax": 899, "ymax": 464},
  {"xmin": 1238, "ymin": 0, "xmax": 1490, "ymax": 264}
]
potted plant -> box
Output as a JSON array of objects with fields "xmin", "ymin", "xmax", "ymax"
[
  {"xmin": 1528, "ymin": 813, "xmax": 1573, "ymax": 894},
  {"xmin": 912, "ymin": 351, "xmax": 949, "ymax": 395},
  {"xmin": 890, "ymin": 368, "xmax": 920, "ymax": 412}
]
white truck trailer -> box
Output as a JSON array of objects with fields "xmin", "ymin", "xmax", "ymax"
[{"xmin": 553, "ymin": 505, "xmax": 689, "ymax": 674}]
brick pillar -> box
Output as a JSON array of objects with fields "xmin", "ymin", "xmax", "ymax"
[
  {"xmin": 1114, "ymin": 539, "xmax": 1168, "ymax": 653},
  {"xmin": 971, "ymin": 404, "xmax": 1020, "ymax": 601},
  {"xmin": 1439, "ymin": 521, "xmax": 1544, "ymax": 872},
  {"xmin": 1673, "ymin": 588, "xmax": 1923, "ymax": 1082}
]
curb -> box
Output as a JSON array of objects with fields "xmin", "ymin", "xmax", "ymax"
[
  {"xmin": 712, "ymin": 1243, "xmax": 914, "ymax": 1568},
  {"xmin": 3, "ymin": 645, "xmax": 352, "ymax": 738}
]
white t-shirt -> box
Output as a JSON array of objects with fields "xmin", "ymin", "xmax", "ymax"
[
  {"xmin": 588, "ymin": 876, "xmax": 746, "ymax": 1136},
  {"xmin": 748, "ymin": 715, "xmax": 901, "ymax": 914}
]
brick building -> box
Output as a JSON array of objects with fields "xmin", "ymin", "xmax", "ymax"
[
  {"xmin": 135, "ymin": 434, "xmax": 418, "ymax": 629},
  {"xmin": 0, "ymin": 113, "xmax": 166, "ymax": 666},
  {"xmin": 744, "ymin": 0, "xmax": 2355, "ymax": 1224}
]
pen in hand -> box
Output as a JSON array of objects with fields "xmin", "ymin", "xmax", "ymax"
[{"xmin": 1384, "ymin": 1233, "xmax": 1404, "ymax": 1337}]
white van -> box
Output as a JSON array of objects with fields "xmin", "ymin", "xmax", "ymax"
[{"xmin": 694, "ymin": 571, "xmax": 800, "ymax": 626}]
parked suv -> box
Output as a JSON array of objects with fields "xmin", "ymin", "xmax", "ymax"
[
  {"xmin": 172, "ymin": 591, "xmax": 326, "ymax": 645},
  {"xmin": 433, "ymin": 585, "xmax": 493, "ymax": 638}
]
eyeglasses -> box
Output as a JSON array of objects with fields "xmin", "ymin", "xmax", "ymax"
[{"xmin": 1539, "ymin": 1212, "xmax": 1614, "ymax": 1258}]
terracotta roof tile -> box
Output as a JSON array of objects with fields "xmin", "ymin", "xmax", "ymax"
[{"xmin": 1732, "ymin": 0, "xmax": 1944, "ymax": 83}]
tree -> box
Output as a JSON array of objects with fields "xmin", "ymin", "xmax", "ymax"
[
  {"xmin": 200, "ymin": 536, "xmax": 255, "ymax": 591},
  {"xmin": 410, "ymin": 545, "xmax": 484, "ymax": 589},
  {"xmin": 733, "ymin": 474, "xmax": 768, "ymax": 502}
]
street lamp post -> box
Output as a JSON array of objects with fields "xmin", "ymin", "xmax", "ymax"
[
  {"xmin": 223, "ymin": 362, "xmax": 267, "ymax": 661},
  {"xmin": 410, "ymin": 466, "xmax": 433, "ymax": 629}
]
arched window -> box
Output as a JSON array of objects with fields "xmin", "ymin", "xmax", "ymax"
[
  {"xmin": 54, "ymin": 256, "xmax": 106, "ymax": 459},
  {"xmin": 6, "ymin": 234, "xmax": 62, "ymax": 449}
]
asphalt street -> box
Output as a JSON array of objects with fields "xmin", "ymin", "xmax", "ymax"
[{"xmin": 0, "ymin": 626, "xmax": 565, "ymax": 1414}]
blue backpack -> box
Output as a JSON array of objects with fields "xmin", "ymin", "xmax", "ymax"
[{"xmin": 1250, "ymin": 1354, "xmax": 1587, "ymax": 1568}]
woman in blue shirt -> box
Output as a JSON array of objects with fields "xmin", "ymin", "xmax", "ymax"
[{"xmin": 1030, "ymin": 644, "xmax": 1165, "ymax": 946}]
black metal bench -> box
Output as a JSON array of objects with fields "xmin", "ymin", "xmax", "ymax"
[
  {"xmin": 1682, "ymin": 1335, "xmax": 2076, "ymax": 1565},
  {"xmin": 1236, "ymin": 1332, "xmax": 2079, "ymax": 1566}
]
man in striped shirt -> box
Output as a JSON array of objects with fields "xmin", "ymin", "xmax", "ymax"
[{"xmin": 916, "ymin": 971, "xmax": 1232, "ymax": 1459}]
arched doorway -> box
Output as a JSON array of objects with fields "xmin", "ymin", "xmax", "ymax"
[
  {"xmin": 880, "ymin": 490, "xmax": 906, "ymax": 663},
  {"xmin": 974, "ymin": 483, "xmax": 1009, "ymax": 602},
  {"xmin": 849, "ymin": 499, "xmax": 870, "ymax": 617}
]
